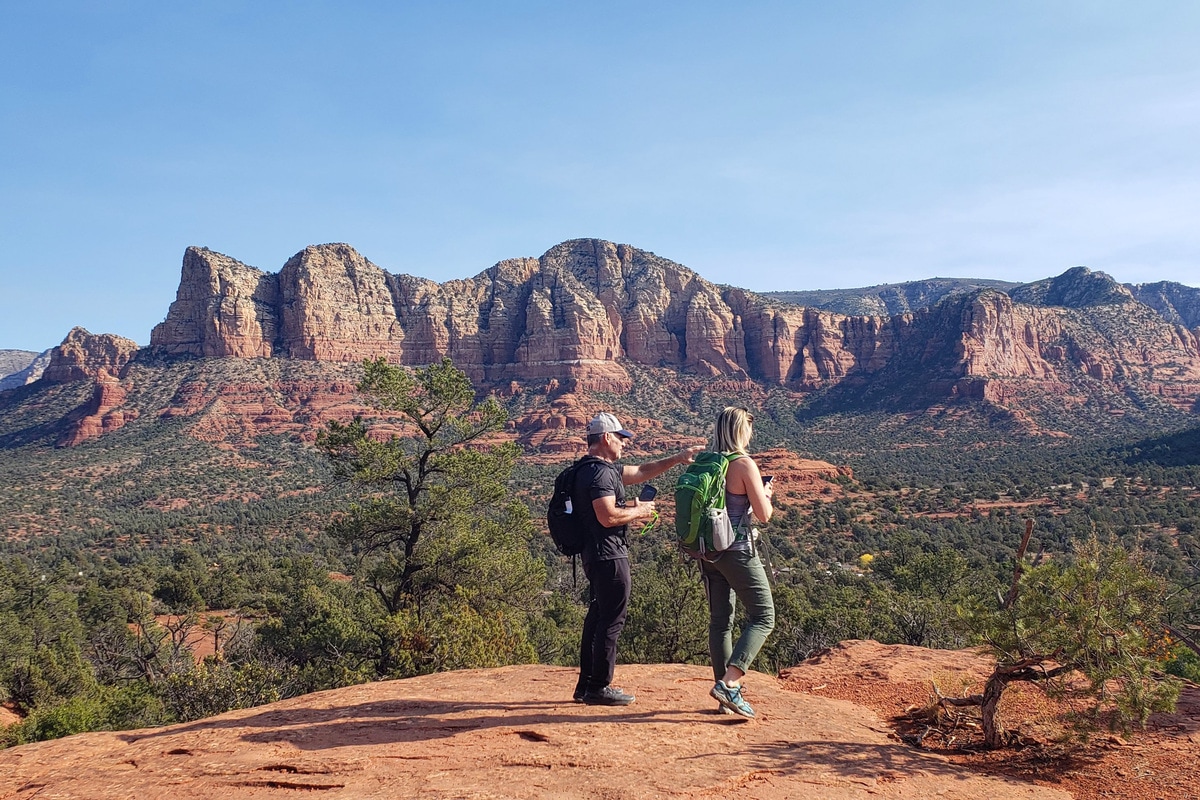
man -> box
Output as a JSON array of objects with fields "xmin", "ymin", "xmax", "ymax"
[{"xmin": 572, "ymin": 412, "xmax": 704, "ymax": 706}]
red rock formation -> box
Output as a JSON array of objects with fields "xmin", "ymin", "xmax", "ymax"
[
  {"xmin": 958, "ymin": 291, "xmax": 1057, "ymax": 379},
  {"xmin": 279, "ymin": 244, "xmax": 405, "ymax": 361},
  {"xmin": 143, "ymin": 241, "xmax": 1200, "ymax": 415},
  {"xmin": 954, "ymin": 290, "xmax": 1200, "ymax": 413},
  {"xmin": 42, "ymin": 328, "xmax": 139, "ymax": 384},
  {"xmin": 58, "ymin": 369, "xmax": 139, "ymax": 446},
  {"xmin": 753, "ymin": 448, "xmax": 853, "ymax": 502},
  {"xmin": 150, "ymin": 247, "xmax": 280, "ymax": 358},
  {"xmin": 156, "ymin": 373, "xmax": 371, "ymax": 446}
]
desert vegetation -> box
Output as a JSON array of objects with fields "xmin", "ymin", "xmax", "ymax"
[{"xmin": 2, "ymin": 358, "xmax": 1198, "ymax": 749}]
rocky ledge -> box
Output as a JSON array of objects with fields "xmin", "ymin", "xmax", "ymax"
[{"xmin": 0, "ymin": 656, "xmax": 1075, "ymax": 800}]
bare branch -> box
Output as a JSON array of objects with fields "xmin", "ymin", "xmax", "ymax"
[{"xmin": 1002, "ymin": 519, "xmax": 1035, "ymax": 610}]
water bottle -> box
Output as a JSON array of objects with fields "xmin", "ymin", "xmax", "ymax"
[{"xmin": 565, "ymin": 498, "xmax": 573, "ymax": 514}]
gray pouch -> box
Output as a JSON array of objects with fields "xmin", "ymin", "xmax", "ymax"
[{"xmin": 706, "ymin": 507, "xmax": 737, "ymax": 552}]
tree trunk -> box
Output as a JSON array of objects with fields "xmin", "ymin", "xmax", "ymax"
[{"xmin": 981, "ymin": 673, "xmax": 1007, "ymax": 748}]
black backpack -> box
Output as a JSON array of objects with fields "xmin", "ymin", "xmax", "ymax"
[{"xmin": 547, "ymin": 456, "xmax": 601, "ymax": 557}]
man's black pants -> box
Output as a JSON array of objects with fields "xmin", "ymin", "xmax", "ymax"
[{"xmin": 578, "ymin": 557, "xmax": 631, "ymax": 691}]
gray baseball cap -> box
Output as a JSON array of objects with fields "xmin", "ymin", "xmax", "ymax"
[{"xmin": 587, "ymin": 412, "xmax": 634, "ymax": 438}]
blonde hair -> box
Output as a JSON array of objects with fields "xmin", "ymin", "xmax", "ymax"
[{"xmin": 713, "ymin": 406, "xmax": 753, "ymax": 454}]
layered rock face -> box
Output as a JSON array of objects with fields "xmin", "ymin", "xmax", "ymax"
[
  {"xmin": 150, "ymin": 247, "xmax": 280, "ymax": 358},
  {"xmin": 32, "ymin": 328, "xmax": 142, "ymax": 445},
  {"xmin": 278, "ymin": 244, "xmax": 404, "ymax": 361},
  {"xmin": 149, "ymin": 239, "xmax": 912, "ymax": 393},
  {"xmin": 42, "ymin": 327, "xmax": 140, "ymax": 384},
  {"xmin": 147, "ymin": 240, "xmax": 1200, "ymax": 413},
  {"xmin": 58, "ymin": 369, "xmax": 139, "ymax": 446},
  {"xmin": 152, "ymin": 240, "xmax": 745, "ymax": 391}
]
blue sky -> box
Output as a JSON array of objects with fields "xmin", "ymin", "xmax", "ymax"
[{"xmin": 3, "ymin": 2, "xmax": 1200, "ymax": 351}]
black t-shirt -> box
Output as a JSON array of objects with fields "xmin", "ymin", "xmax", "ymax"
[{"xmin": 570, "ymin": 457, "xmax": 628, "ymax": 564}]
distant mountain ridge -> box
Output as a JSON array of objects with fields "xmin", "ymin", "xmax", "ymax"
[
  {"xmin": 0, "ymin": 350, "xmax": 39, "ymax": 379},
  {"xmin": 764, "ymin": 272, "xmax": 1200, "ymax": 323},
  {"xmin": 762, "ymin": 278, "xmax": 1021, "ymax": 316},
  {"xmin": 1128, "ymin": 281, "xmax": 1200, "ymax": 328},
  {"xmin": 4, "ymin": 238, "xmax": 1200, "ymax": 448},
  {"xmin": 0, "ymin": 349, "xmax": 51, "ymax": 391}
]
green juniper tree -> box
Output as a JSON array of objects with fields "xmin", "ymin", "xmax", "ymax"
[
  {"xmin": 947, "ymin": 535, "xmax": 1179, "ymax": 748},
  {"xmin": 316, "ymin": 357, "xmax": 545, "ymax": 677}
]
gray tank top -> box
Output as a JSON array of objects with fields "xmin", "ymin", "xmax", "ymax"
[
  {"xmin": 725, "ymin": 491, "xmax": 751, "ymax": 528},
  {"xmin": 725, "ymin": 491, "xmax": 753, "ymax": 551}
]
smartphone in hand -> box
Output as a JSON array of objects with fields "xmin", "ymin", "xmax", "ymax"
[
  {"xmin": 638, "ymin": 484, "xmax": 658, "ymax": 501},
  {"xmin": 761, "ymin": 475, "xmax": 774, "ymax": 485}
]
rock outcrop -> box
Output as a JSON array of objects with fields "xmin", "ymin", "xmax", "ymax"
[
  {"xmin": 140, "ymin": 241, "xmax": 1200, "ymax": 416},
  {"xmin": 0, "ymin": 661, "xmax": 1076, "ymax": 800},
  {"xmin": 58, "ymin": 369, "xmax": 139, "ymax": 447},
  {"xmin": 150, "ymin": 247, "xmax": 280, "ymax": 358},
  {"xmin": 22, "ymin": 329, "xmax": 141, "ymax": 445},
  {"xmin": 41, "ymin": 327, "xmax": 139, "ymax": 384}
]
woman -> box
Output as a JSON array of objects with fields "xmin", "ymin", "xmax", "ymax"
[{"xmin": 703, "ymin": 406, "xmax": 775, "ymax": 719}]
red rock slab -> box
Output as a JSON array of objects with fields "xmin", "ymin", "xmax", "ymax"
[
  {"xmin": 0, "ymin": 663, "xmax": 1068, "ymax": 800},
  {"xmin": 0, "ymin": 706, "xmax": 20, "ymax": 728}
]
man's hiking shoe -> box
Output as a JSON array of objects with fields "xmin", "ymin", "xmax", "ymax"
[
  {"xmin": 710, "ymin": 680, "xmax": 755, "ymax": 719},
  {"xmin": 573, "ymin": 688, "xmax": 586, "ymax": 703},
  {"xmin": 582, "ymin": 686, "xmax": 635, "ymax": 706},
  {"xmin": 716, "ymin": 704, "xmax": 737, "ymax": 715}
]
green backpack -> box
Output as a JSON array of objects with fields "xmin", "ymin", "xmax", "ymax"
[{"xmin": 674, "ymin": 451, "xmax": 742, "ymax": 557}]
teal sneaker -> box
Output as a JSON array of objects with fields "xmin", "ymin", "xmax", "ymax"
[{"xmin": 710, "ymin": 680, "xmax": 755, "ymax": 719}]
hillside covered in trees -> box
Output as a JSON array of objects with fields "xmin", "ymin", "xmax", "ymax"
[{"xmin": 1, "ymin": 345, "xmax": 1198, "ymax": 748}]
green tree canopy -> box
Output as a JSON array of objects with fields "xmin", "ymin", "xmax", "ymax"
[
  {"xmin": 316, "ymin": 357, "xmax": 545, "ymax": 677},
  {"xmin": 951, "ymin": 537, "xmax": 1178, "ymax": 747}
]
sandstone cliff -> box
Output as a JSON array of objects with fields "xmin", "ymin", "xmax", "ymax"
[
  {"xmin": 36, "ymin": 328, "xmax": 141, "ymax": 444},
  {"xmin": 41, "ymin": 327, "xmax": 139, "ymax": 384},
  {"xmin": 149, "ymin": 247, "xmax": 280, "ymax": 358},
  {"xmin": 152, "ymin": 239, "xmax": 750, "ymax": 392},
  {"xmin": 144, "ymin": 240, "xmax": 1200, "ymax": 415},
  {"xmin": 57, "ymin": 368, "xmax": 140, "ymax": 447},
  {"xmin": 24, "ymin": 331, "xmax": 141, "ymax": 448}
]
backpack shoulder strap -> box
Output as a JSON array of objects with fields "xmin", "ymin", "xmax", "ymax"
[
  {"xmin": 718, "ymin": 452, "xmax": 744, "ymax": 492},
  {"xmin": 567, "ymin": 455, "xmax": 605, "ymax": 490},
  {"xmin": 572, "ymin": 454, "xmax": 605, "ymax": 476}
]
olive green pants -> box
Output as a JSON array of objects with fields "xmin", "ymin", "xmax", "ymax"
[{"xmin": 700, "ymin": 548, "xmax": 775, "ymax": 681}]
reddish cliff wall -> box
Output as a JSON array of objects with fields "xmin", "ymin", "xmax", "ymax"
[{"xmin": 144, "ymin": 239, "xmax": 1200, "ymax": 413}]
